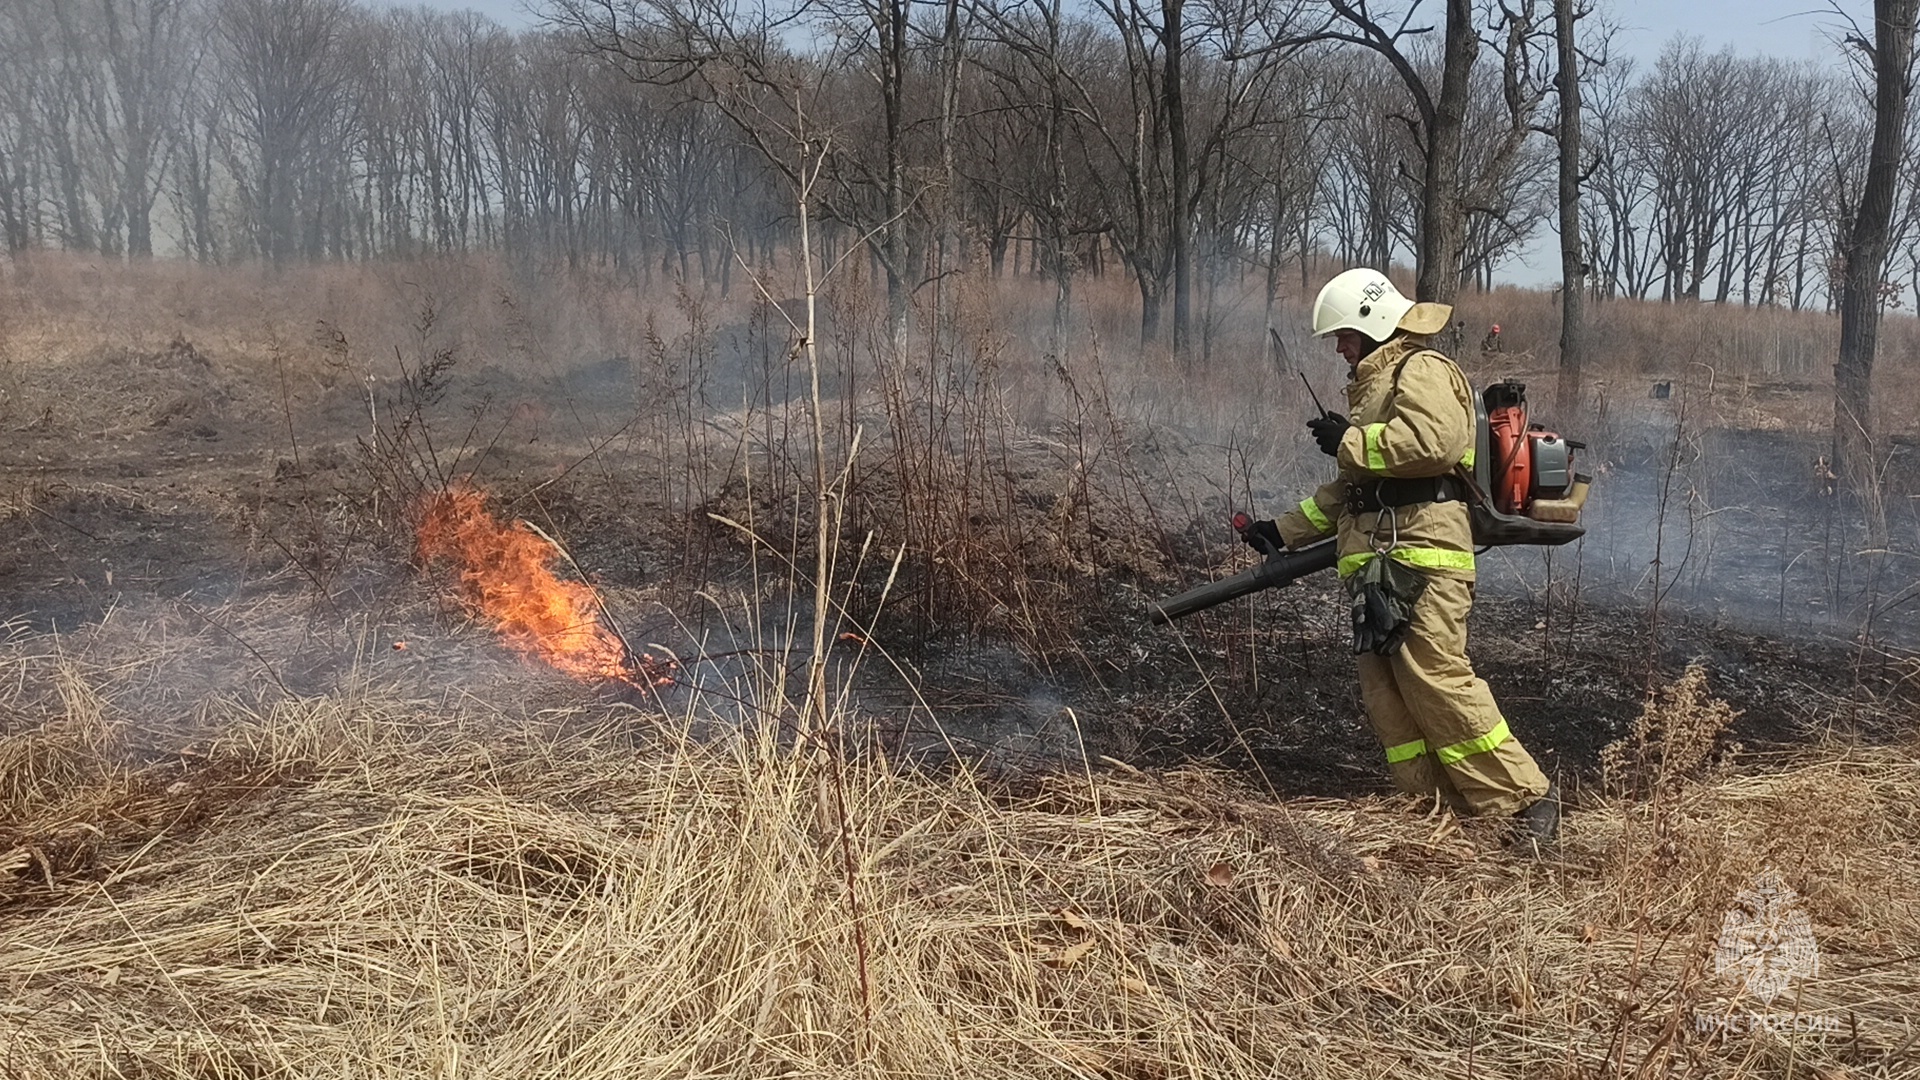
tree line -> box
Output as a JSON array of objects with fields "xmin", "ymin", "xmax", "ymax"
[{"xmin": 1, "ymin": 0, "xmax": 1915, "ymax": 337}]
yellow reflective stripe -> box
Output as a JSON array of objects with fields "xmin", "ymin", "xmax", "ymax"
[
  {"xmin": 1363, "ymin": 423, "xmax": 1388, "ymax": 471},
  {"xmin": 1300, "ymin": 497, "xmax": 1333, "ymax": 534},
  {"xmin": 1337, "ymin": 547, "xmax": 1477, "ymax": 578},
  {"xmin": 1435, "ymin": 719, "xmax": 1512, "ymax": 765},
  {"xmin": 1391, "ymin": 546, "xmax": 1475, "ymax": 572},
  {"xmin": 1459, "ymin": 447, "xmax": 1476, "ymax": 469},
  {"xmin": 1385, "ymin": 738, "xmax": 1428, "ymax": 763}
]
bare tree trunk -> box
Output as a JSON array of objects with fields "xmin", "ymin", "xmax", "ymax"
[
  {"xmin": 1554, "ymin": 0, "xmax": 1585, "ymax": 417},
  {"xmin": 0, "ymin": 145, "xmax": 28, "ymax": 255},
  {"xmin": 881, "ymin": 0, "xmax": 909, "ymax": 354},
  {"xmin": 1416, "ymin": 0, "xmax": 1475, "ymax": 306},
  {"xmin": 1139, "ymin": 276, "xmax": 1163, "ymax": 343},
  {"xmin": 45, "ymin": 75, "xmax": 96, "ymax": 252},
  {"xmin": 1162, "ymin": 0, "xmax": 1191, "ymax": 357},
  {"xmin": 1330, "ymin": 0, "xmax": 1478, "ymax": 306},
  {"xmin": 938, "ymin": 0, "xmax": 962, "ymax": 281},
  {"xmin": 1834, "ymin": 0, "xmax": 1918, "ymax": 510},
  {"xmin": 1046, "ymin": 0, "xmax": 1071, "ymax": 354},
  {"xmin": 1265, "ymin": 148, "xmax": 1285, "ymax": 369}
]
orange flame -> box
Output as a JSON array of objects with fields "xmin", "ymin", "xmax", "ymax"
[{"xmin": 415, "ymin": 486, "xmax": 636, "ymax": 681}]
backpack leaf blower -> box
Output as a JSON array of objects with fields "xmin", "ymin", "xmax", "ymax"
[{"xmin": 1150, "ymin": 380, "xmax": 1592, "ymax": 623}]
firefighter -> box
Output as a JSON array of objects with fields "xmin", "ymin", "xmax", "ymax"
[{"xmin": 1246, "ymin": 268, "xmax": 1558, "ymax": 846}]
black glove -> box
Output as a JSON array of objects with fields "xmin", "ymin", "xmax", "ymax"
[
  {"xmin": 1307, "ymin": 412, "xmax": 1351, "ymax": 457},
  {"xmin": 1237, "ymin": 517, "xmax": 1283, "ymax": 557},
  {"xmin": 1349, "ymin": 554, "xmax": 1429, "ymax": 656}
]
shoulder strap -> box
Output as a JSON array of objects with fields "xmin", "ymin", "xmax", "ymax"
[
  {"xmin": 1381, "ymin": 347, "xmax": 1448, "ymax": 416},
  {"xmin": 1384, "ymin": 346, "xmax": 1489, "ymax": 506}
]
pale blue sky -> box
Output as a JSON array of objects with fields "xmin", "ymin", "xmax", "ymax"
[
  {"xmin": 379, "ymin": 0, "xmax": 533, "ymax": 28},
  {"xmin": 388, "ymin": 0, "xmax": 1857, "ymax": 65},
  {"xmin": 1612, "ymin": 0, "xmax": 1847, "ymax": 63}
]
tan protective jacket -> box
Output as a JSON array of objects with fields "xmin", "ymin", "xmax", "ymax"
[{"xmin": 1276, "ymin": 334, "xmax": 1478, "ymax": 579}]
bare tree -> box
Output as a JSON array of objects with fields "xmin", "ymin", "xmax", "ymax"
[
  {"xmin": 552, "ymin": 0, "xmax": 929, "ymax": 348},
  {"xmin": 1579, "ymin": 57, "xmax": 1649, "ymax": 298},
  {"xmin": 165, "ymin": 2, "xmax": 223, "ymax": 261},
  {"xmin": 1323, "ymin": 0, "xmax": 1551, "ymax": 307},
  {"xmin": 1065, "ymin": 0, "xmax": 1324, "ymax": 348},
  {"xmin": 1319, "ymin": 57, "xmax": 1411, "ymax": 269},
  {"xmin": 0, "ymin": 0, "xmax": 1871, "ymax": 317},
  {"xmin": 1832, "ymin": 0, "xmax": 1920, "ymax": 501},
  {"xmin": 1553, "ymin": 0, "xmax": 1585, "ymax": 415},
  {"xmin": 1322, "ymin": 0, "xmax": 1475, "ymax": 304},
  {"xmin": 1255, "ymin": 58, "xmax": 1339, "ymax": 358},
  {"xmin": 1457, "ymin": 53, "xmax": 1554, "ymax": 289},
  {"xmin": 974, "ymin": 0, "xmax": 1111, "ymax": 351},
  {"xmin": 1629, "ymin": 43, "xmax": 1825, "ymax": 305},
  {"xmin": 0, "ymin": 0, "xmax": 53, "ymax": 254},
  {"xmin": 219, "ymin": 0, "xmax": 352, "ymax": 262},
  {"xmin": 38, "ymin": 0, "xmax": 101, "ymax": 251},
  {"xmin": 69, "ymin": 0, "xmax": 192, "ymax": 258}
]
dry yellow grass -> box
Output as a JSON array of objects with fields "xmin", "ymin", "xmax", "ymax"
[
  {"xmin": 1447, "ymin": 285, "xmax": 1920, "ymax": 436},
  {"xmin": 2, "ymin": 636, "xmax": 1914, "ymax": 1079},
  {"xmin": 6, "ymin": 253, "xmax": 1917, "ymax": 445}
]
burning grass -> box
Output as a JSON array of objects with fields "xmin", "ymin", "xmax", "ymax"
[
  {"xmin": 1, "ymin": 639, "xmax": 1915, "ymax": 1078},
  {"xmin": 414, "ymin": 485, "xmax": 673, "ymax": 688}
]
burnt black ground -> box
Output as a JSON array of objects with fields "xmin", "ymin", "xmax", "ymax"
[{"xmin": 2, "ymin": 339, "xmax": 1913, "ymax": 804}]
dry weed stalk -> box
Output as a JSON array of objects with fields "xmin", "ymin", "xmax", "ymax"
[{"xmin": 1602, "ymin": 663, "xmax": 1741, "ymax": 803}]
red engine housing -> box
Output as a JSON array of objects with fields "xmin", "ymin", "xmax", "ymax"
[
  {"xmin": 1487, "ymin": 398, "xmax": 1532, "ymax": 515},
  {"xmin": 1484, "ymin": 382, "xmax": 1574, "ymax": 516}
]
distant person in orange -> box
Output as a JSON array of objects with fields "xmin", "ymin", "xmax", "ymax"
[{"xmin": 1481, "ymin": 323, "xmax": 1503, "ymax": 354}]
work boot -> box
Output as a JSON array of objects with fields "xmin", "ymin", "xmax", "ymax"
[{"xmin": 1511, "ymin": 783, "xmax": 1560, "ymax": 852}]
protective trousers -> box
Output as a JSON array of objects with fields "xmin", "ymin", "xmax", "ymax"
[{"xmin": 1354, "ymin": 573, "xmax": 1550, "ymax": 816}]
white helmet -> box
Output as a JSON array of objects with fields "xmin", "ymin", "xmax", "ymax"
[{"xmin": 1311, "ymin": 268, "xmax": 1414, "ymax": 340}]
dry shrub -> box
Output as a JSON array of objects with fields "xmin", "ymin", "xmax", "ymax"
[{"xmin": 1600, "ymin": 663, "xmax": 1741, "ymax": 800}]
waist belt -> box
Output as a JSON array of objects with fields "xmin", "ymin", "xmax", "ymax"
[{"xmin": 1347, "ymin": 475, "xmax": 1467, "ymax": 514}]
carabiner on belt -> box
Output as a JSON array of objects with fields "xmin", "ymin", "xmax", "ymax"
[{"xmin": 1369, "ymin": 505, "xmax": 1399, "ymax": 556}]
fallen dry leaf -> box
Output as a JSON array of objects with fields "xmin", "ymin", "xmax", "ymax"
[
  {"xmin": 1054, "ymin": 940, "xmax": 1097, "ymax": 967},
  {"xmin": 1120, "ymin": 976, "xmax": 1150, "ymax": 994},
  {"xmin": 1510, "ymin": 981, "xmax": 1537, "ymax": 1012},
  {"xmin": 1205, "ymin": 861, "xmax": 1234, "ymax": 888},
  {"xmin": 1058, "ymin": 909, "xmax": 1091, "ymax": 931}
]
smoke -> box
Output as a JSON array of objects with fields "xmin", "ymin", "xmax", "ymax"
[{"xmin": 1477, "ymin": 408, "xmax": 1920, "ymax": 648}]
